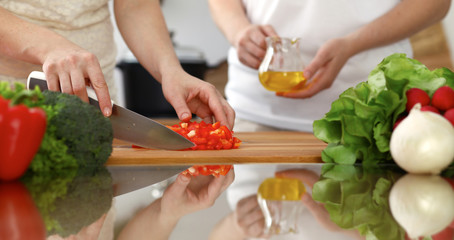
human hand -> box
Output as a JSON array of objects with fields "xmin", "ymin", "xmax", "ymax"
[
  {"xmin": 276, "ymin": 37, "xmax": 353, "ymax": 99},
  {"xmin": 233, "ymin": 194, "xmax": 267, "ymax": 239},
  {"xmin": 42, "ymin": 46, "xmax": 112, "ymax": 117},
  {"xmin": 117, "ymin": 171, "xmax": 234, "ymax": 240},
  {"xmin": 275, "ymin": 169, "xmax": 338, "ymax": 229},
  {"xmin": 160, "ymin": 168, "xmax": 235, "ymax": 222},
  {"xmin": 234, "ymin": 24, "xmax": 278, "ymax": 69},
  {"xmin": 161, "ymin": 70, "xmax": 235, "ymax": 129}
]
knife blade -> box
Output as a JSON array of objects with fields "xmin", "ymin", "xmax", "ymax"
[
  {"xmin": 27, "ymin": 71, "xmax": 195, "ymax": 150},
  {"xmin": 107, "ymin": 165, "xmax": 190, "ymax": 196}
]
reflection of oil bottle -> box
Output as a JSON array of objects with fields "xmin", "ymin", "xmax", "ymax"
[
  {"xmin": 257, "ymin": 177, "xmax": 306, "ymax": 236},
  {"xmin": 258, "ymin": 37, "xmax": 306, "ymax": 92}
]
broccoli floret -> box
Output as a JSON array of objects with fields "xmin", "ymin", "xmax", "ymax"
[
  {"xmin": 22, "ymin": 166, "xmax": 113, "ymax": 237},
  {"xmin": 40, "ymin": 91, "xmax": 113, "ymax": 168},
  {"xmin": 1, "ymin": 81, "xmax": 113, "ymax": 172}
]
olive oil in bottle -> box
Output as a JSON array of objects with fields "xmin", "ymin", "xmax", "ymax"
[{"xmin": 259, "ymin": 71, "xmax": 306, "ymax": 92}]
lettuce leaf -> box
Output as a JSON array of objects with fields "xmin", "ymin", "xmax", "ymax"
[
  {"xmin": 313, "ymin": 53, "xmax": 452, "ymax": 165},
  {"xmin": 312, "ymin": 164, "xmax": 405, "ymax": 240}
]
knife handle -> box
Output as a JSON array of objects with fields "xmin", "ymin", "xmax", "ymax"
[{"xmin": 27, "ymin": 71, "xmax": 114, "ymax": 106}]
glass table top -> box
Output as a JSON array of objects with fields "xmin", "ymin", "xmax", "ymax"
[{"xmin": 1, "ymin": 163, "xmax": 453, "ymax": 240}]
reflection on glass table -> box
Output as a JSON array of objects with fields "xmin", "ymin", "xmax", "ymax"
[
  {"xmin": 1, "ymin": 163, "xmax": 454, "ymax": 240},
  {"xmin": 209, "ymin": 164, "xmax": 454, "ymax": 240},
  {"xmin": 0, "ymin": 167, "xmax": 114, "ymax": 240}
]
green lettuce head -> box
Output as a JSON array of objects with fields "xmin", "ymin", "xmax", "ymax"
[{"xmin": 313, "ymin": 53, "xmax": 453, "ymax": 166}]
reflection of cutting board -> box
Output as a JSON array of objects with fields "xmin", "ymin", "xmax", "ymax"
[{"xmin": 107, "ymin": 132, "xmax": 326, "ymax": 165}]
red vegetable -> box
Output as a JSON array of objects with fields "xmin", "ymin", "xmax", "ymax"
[
  {"xmin": 0, "ymin": 181, "xmax": 46, "ymax": 240},
  {"xmin": 405, "ymin": 88, "xmax": 430, "ymax": 112},
  {"xmin": 168, "ymin": 121, "xmax": 241, "ymax": 150},
  {"xmin": 0, "ymin": 96, "xmax": 47, "ymax": 181},
  {"xmin": 432, "ymin": 86, "xmax": 454, "ymax": 111},
  {"xmin": 182, "ymin": 165, "xmax": 233, "ymax": 177},
  {"xmin": 444, "ymin": 108, "xmax": 454, "ymax": 126}
]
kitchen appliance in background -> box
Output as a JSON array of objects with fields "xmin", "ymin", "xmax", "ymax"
[{"xmin": 117, "ymin": 45, "xmax": 207, "ymax": 118}]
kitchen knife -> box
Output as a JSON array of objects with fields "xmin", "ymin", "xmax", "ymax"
[
  {"xmin": 107, "ymin": 165, "xmax": 190, "ymax": 196},
  {"xmin": 27, "ymin": 71, "xmax": 195, "ymax": 150}
]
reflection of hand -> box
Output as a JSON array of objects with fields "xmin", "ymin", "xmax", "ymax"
[
  {"xmin": 276, "ymin": 37, "xmax": 352, "ymax": 99},
  {"xmin": 234, "ymin": 194, "xmax": 266, "ymax": 238},
  {"xmin": 43, "ymin": 45, "xmax": 112, "ymax": 117},
  {"xmin": 47, "ymin": 213, "xmax": 108, "ymax": 240},
  {"xmin": 161, "ymin": 70, "xmax": 235, "ymax": 129},
  {"xmin": 275, "ymin": 169, "xmax": 364, "ymax": 239},
  {"xmin": 161, "ymin": 169, "xmax": 235, "ymax": 220},
  {"xmin": 275, "ymin": 169, "xmax": 338, "ymax": 229},
  {"xmin": 233, "ymin": 24, "xmax": 278, "ymax": 69},
  {"xmin": 118, "ymin": 170, "xmax": 234, "ymax": 240}
]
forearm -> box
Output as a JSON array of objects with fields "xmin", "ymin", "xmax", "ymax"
[
  {"xmin": 208, "ymin": 0, "xmax": 251, "ymax": 47},
  {"xmin": 0, "ymin": 7, "xmax": 76, "ymax": 65},
  {"xmin": 346, "ymin": 0, "xmax": 451, "ymax": 56},
  {"xmin": 117, "ymin": 198, "xmax": 180, "ymax": 240},
  {"xmin": 114, "ymin": 0, "xmax": 182, "ymax": 83},
  {"xmin": 209, "ymin": 212, "xmax": 246, "ymax": 240}
]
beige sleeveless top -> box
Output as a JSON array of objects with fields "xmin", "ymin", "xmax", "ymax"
[{"xmin": 0, "ymin": 0, "xmax": 118, "ymax": 100}]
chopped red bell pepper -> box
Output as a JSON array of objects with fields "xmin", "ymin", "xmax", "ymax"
[
  {"xmin": 167, "ymin": 120, "xmax": 241, "ymax": 150},
  {"xmin": 0, "ymin": 96, "xmax": 47, "ymax": 181},
  {"xmin": 182, "ymin": 165, "xmax": 233, "ymax": 177}
]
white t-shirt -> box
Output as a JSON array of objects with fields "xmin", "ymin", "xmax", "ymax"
[{"xmin": 226, "ymin": 0, "xmax": 412, "ymax": 132}]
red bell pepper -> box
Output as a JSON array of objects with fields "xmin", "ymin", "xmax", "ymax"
[
  {"xmin": 167, "ymin": 121, "xmax": 241, "ymax": 150},
  {"xmin": 183, "ymin": 165, "xmax": 233, "ymax": 177},
  {"xmin": 0, "ymin": 96, "xmax": 47, "ymax": 181}
]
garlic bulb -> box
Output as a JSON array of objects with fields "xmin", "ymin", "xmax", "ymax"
[
  {"xmin": 389, "ymin": 174, "xmax": 454, "ymax": 239},
  {"xmin": 390, "ymin": 104, "xmax": 454, "ymax": 174}
]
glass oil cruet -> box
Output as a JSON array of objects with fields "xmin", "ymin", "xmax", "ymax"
[{"xmin": 258, "ymin": 37, "xmax": 306, "ymax": 92}]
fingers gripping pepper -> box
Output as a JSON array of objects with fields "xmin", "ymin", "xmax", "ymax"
[{"xmin": 0, "ymin": 96, "xmax": 47, "ymax": 181}]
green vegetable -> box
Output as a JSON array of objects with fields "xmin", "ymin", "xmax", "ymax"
[
  {"xmin": 312, "ymin": 164, "xmax": 405, "ymax": 240},
  {"xmin": 313, "ymin": 53, "xmax": 454, "ymax": 166},
  {"xmin": 0, "ymin": 81, "xmax": 113, "ymax": 173},
  {"xmin": 33, "ymin": 91, "xmax": 113, "ymax": 169},
  {"xmin": 21, "ymin": 167, "xmax": 113, "ymax": 237},
  {"xmin": 0, "ymin": 81, "xmax": 44, "ymax": 107},
  {"xmin": 1, "ymin": 81, "xmax": 114, "ymax": 237}
]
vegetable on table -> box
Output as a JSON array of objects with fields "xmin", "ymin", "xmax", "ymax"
[
  {"xmin": 390, "ymin": 103, "xmax": 454, "ymax": 175},
  {"xmin": 33, "ymin": 91, "xmax": 113, "ymax": 170},
  {"xmin": 0, "ymin": 93, "xmax": 46, "ymax": 181},
  {"xmin": 169, "ymin": 121, "xmax": 238, "ymax": 178},
  {"xmin": 0, "ymin": 81, "xmax": 113, "ymax": 175},
  {"xmin": 167, "ymin": 120, "xmax": 241, "ymax": 150},
  {"xmin": 313, "ymin": 53, "xmax": 454, "ymax": 166},
  {"xmin": 182, "ymin": 165, "xmax": 233, "ymax": 177}
]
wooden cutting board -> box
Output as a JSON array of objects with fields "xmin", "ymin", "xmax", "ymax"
[{"xmin": 107, "ymin": 132, "xmax": 327, "ymax": 166}]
